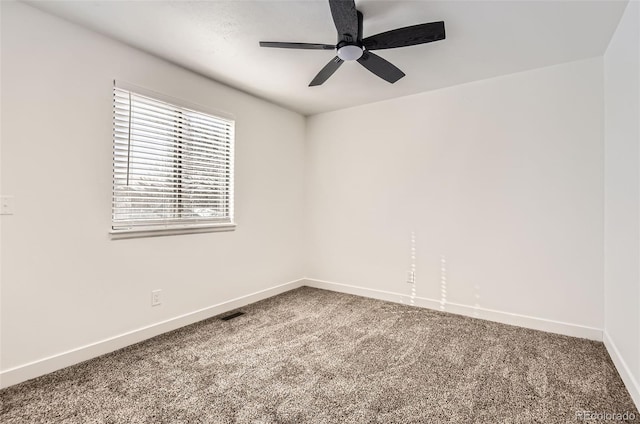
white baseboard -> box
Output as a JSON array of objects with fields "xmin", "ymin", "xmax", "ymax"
[
  {"xmin": 302, "ymin": 278, "xmax": 603, "ymax": 341},
  {"xmin": 604, "ymin": 332, "xmax": 640, "ymax": 410},
  {"xmin": 1, "ymin": 277, "xmax": 608, "ymax": 391},
  {"xmin": 0, "ymin": 278, "xmax": 305, "ymax": 389}
]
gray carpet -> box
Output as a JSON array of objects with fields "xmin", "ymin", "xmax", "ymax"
[{"xmin": 1, "ymin": 287, "xmax": 637, "ymax": 423}]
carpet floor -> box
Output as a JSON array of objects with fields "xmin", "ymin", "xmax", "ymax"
[{"xmin": 1, "ymin": 287, "xmax": 637, "ymax": 423}]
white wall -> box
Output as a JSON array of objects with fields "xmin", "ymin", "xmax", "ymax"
[
  {"xmin": 604, "ymin": 0, "xmax": 640, "ymax": 407},
  {"xmin": 305, "ymin": 58, "xmax": 604, "ymax": 334},
  {"xmin": 0, "ymin": 2, "xmax": 305, "ymax": 384}
]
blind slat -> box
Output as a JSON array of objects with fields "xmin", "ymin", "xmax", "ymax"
[
  {"xmin": 114, "ymin": 93, "xmax": 232, "ymax": 135},
  {"xmin": 114, "ymin": 140, "xmax": 231, "ymax": 162},
  {"xmin": 113, "ymin": 117, "xmax": 233, "ymax": 149},
  {"xmin": 114, "ymin": 158, "xmax": 231, "ymax": 177},
  {"xmin": 114, "ymin": 173, "xmax": 231, "ymax": 185},
  {"xmin": 114, "ymin": 187, "xmax": 231, "ymax": 195},
  {"xmin": 114, "ymin": 196, "xmax": 231, "ymax": 203},
  {"xmin": 114, "ymin": 91, "xmax": 233, "ymax": 130},
  {"xmin": 112, "ymin": 219, "xmax": 232, "ymax": 229}
]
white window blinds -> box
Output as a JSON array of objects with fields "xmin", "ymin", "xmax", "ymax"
[{"xmin": 112, "ymin": 85, "xmax": 235, "ymax": 233}]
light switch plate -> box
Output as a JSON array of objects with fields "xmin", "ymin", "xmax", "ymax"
[
  {"xmin": 151, "ymin": 289, "xmax": 162, "ymax": 306},
  {"xmin": 1, "ymin": 196, "xmax": 14, "ymax": 215}
]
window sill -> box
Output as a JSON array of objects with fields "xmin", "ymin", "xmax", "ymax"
[{"xmin": 109, "ymin": 223, "xmax": 236, "ymax": 240}]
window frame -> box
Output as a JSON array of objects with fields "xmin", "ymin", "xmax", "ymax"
[{"xmin": 110, "ymin": 81, "xmax": 236, "ymax": 239}]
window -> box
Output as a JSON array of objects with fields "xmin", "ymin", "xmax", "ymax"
[{"xmin": 112, "ymin": 83, "xmax": 235, "ymax": 236}]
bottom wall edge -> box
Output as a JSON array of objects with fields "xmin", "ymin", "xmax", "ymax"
[
  {"xmin": 0, "ymin": 278, "xmax": 305, "ymax": 389},
  {"xmin": 301, "ymin": 278, "xmax": 603, "ymax": 341},
  {"xmin": 604, "ymin": 332, "xmax": 640, "ymax": 410}
]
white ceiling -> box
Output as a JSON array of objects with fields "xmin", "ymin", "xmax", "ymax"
[{"xmin": 26, "ymin": 0, "xmax": 628, "ymax": 115}]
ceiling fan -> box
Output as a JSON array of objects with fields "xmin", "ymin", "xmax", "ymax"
[{"xmin": 259, "ymin": 0, "xmax": 445, "ymax": 86}]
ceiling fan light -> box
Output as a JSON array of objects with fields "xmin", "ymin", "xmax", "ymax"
[{"xmin": 337, "ymin": 45, "xmax": 363, "ymax": 61}]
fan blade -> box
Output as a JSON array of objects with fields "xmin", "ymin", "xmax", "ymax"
[
  {"xmin": 328, "ymin": 0, "xmax": 358, "ymax": 42},
  {"xmin": 259, "ymin": 42, "xmax": 335, "ymax": 50},
  {"xmin": 357, "ymin": 51, "xmax": 405, "ymax": 83},
  {"xmin": 309, "ymin": 56, "xmax": 344, "ymax": 86},
  {"xmin": 362, "ymin": 21, "xmax": 445, "ymax": 51}
]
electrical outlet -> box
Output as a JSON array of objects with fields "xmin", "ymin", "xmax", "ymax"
[
  {"xmin": 407, "ymin": 271, "xmax": 415, "ymax": 284},
  {"xmin": 151, "ymin": 289, "xmax": 162, "ymax": 306}
]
